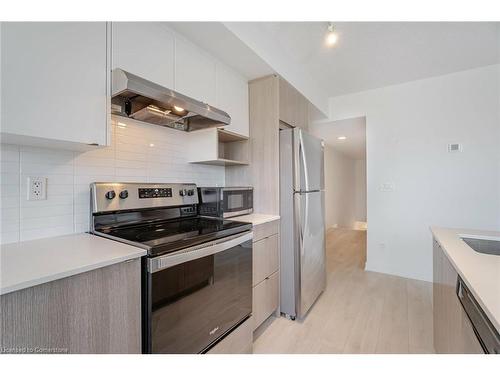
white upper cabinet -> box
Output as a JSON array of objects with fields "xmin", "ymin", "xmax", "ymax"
[
  {"xmin": 1, "ymin": 22, "xmax": 109, "ymax": 148},
  {"xmin": 174, "ymin": 38, "xmax": 216, "ymax": 105},
  {"xmin": 216, "ymin": 64, "xmax": 249, "ymax": 137},
  {"xmin": 112, "ymin": 23, "xmax": 174, "ymax": 89}
]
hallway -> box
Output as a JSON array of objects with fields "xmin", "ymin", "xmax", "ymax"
[{"xmin": 253, "ymin": 228, "xmax": 434, "ymax": 353}]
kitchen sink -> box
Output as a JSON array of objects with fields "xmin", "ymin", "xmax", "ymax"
[{"xmin": 461, "ymin": 236, "xmax": 500, "ymax": 256}]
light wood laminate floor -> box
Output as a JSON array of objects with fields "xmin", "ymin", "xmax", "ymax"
[{"xmin": 253, "ymin": 228, "xmax": 434, "ymax": 353}]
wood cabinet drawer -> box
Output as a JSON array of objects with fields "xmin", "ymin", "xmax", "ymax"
[
  {"xmin": 207, "ymin": 317, "xmax": 253, "ymax": 354},
  {"xmin": 252, "ymin": 271, "xmax": 279, "ymax": 330},
  {"xmin": 253, "ymin": 234, "xmax": 279, "ymax": 286},
  {"xmin": 253, "ymin": 220, "xmax": 279, "ymax": 242}
]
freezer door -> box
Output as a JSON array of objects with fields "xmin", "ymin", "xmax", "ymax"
[
  {"xmin": 296, "ymin": 190, "xmax": 326, "ymax": 318},
  {"xmin": 295, "ymin": 129, "xmax": 324, "ymax": 192}
]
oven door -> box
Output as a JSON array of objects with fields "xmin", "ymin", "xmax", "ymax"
[
  {"xmin": 222, "ymin": 188, "xmax": 253, "ymax": 218},
  {"xmin": 144, "ymin": 231, "xmax": 253, "ymax": 354}
]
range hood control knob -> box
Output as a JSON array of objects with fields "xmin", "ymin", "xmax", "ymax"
[
  {"xmin": 179, "ymin": 189, "xmax": 187, "ymax": 197},
  {"xmin": 119, "ymin": 190, "xmax": 129, "ymax": 199},
  {"xmin": 187, "ymin": 189, "xmax": 194, "ymax": 196},
  {"xmin": 105, "ymin": 190, "xmax": 116, "ymax": 200}
]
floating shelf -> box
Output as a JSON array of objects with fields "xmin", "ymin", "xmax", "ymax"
[
  {"xmin": 190, "ymin": 158, "xmax": 249, "ymax": 166},
  {"xmin": 217, "ymin": 128, "xmax": 249, "ymax": 143},
  {"xmin": 188, "ymin": 128, "xmax": 250, "ymax": 166}
]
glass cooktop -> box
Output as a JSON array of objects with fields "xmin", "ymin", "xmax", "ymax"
[{"xmin": 97, "ymin": 216, "xmax": 251, "ymax": 256}]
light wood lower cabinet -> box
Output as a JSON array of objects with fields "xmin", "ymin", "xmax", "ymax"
[
  {"xmin": 433, "ymin": 239, "xmax": 484, "ymax": 354},
  {"xmin": 253, "ymin": 234, "xmax": 279, "ymax": 287},
  {"xmin": 0, "ymin": 259, "xmax": 142, "ymax": 354},
  {"xmin": 253, "ymin": 271, "xmax": 279, "ymax": 330},
  {"xmin": 250, "ymin": 220, "xmax": 280, "ymax": 332},
  {"xmin": 253, "ymin": 220, "xmax": 280, "ymax": 242}
]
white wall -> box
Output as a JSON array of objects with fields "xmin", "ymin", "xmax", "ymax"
[
  {"xmin": 323, "ymin": 146, "xmax": 356, "ymax": 229},
  {"xmin": 0, "ymin": 118, "xmax": 225, "ymax": 244},
  {"xmin": 329, "ymin": 64, "xmax": 500, "ymax": 282},
  {"xmin": 354, "ymin": 159, "xmax": 367, "ymax": 222}
]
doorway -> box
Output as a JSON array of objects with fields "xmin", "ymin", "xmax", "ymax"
[{"xmin": 309, "ymin": 116, "xmax": 367, "ymax": 268}]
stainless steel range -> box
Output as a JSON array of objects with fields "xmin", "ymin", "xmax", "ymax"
[{"xmin": 90, "ymin": 182, "xmax": 253, "ymax": 354}]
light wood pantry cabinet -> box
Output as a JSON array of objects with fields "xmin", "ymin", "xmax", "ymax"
[
  {"xmin": 112, "ymin": 22, "xmax": 175, "ymax": 89},
  {"xmin": 279, "ymin": 77, "xmax": 309, "ymax": 130},
  {"xmin": 433, "ymin": 239, "xmax": 484, "ymax": 353},
  {"xmin": 252, "ymin": 220, "xmax": 280, "ymax": 331},
  {"xmin": 1, "ymin": 22, "xmax": 110, "ymax": 149},
  {"xmin": 225, "ymin": 75, "xmax": 314, "ymax": 213},
  {"xmin": 0, "ymin": 259, "xmax": 142, "ymax": 354}
]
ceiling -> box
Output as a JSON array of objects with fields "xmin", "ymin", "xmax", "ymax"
[
  {"xmin": 169, "ymin": 22, "xmax": 499, "ymax": 116},
  {"xmin": 252, "ymin": 22, "xmax": 500, "ymax": 97},
  {"xmin": 310, "ymin": 117, "xmax": 366, "ymax": 160},
  {"xmin": 168, "ymin": 22, "xmax": 274, "ymax": 80}
]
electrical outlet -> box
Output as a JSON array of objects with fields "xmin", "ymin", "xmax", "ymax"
[{"xmin": 28, "ymin": 177, "xmax": 47, "ymax": 201}]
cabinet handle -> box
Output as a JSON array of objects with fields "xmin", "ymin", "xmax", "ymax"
[{"xmin": 87, "ymin": 143, "xmax": 99, "ymax": 146}]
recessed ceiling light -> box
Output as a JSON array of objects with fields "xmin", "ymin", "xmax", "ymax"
[
  {"xmin": 326, "ymin": 23, "xmax": 338, "ymax": 47},
  {"xmin": 337, "ymin": 136, "xmax": 347, "ymax": 140},
  {"xmin": 149, "ymin": 143, "xmax": 155, "ymax": 147},
  {"xmin": 173, "ymin": 105, "xmax": 184, "ymax": 113}
]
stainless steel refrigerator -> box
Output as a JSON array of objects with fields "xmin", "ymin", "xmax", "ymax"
[{"xmin": 279, "ymin": 127, "xmax": 326, "ymax": 320}]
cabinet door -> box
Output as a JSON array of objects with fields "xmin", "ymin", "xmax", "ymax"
[
  {"xmin": 252, "ymin": 271, "xmax": 279, "ymax": 330},
  {"xmin": 112, "ymin": 22, "xmax": 174, "ymax": 89},
  {"xmin": 216, "ymin": 64, "xmax": 249, "ymax": 137},
  {"xmin": 0, "ymin": 259, "xmax": 141, "ymax": 353},
  {"xmin": 433, "ymin": 240, "xmax": 484, "ymax": 354},
  {"xmin": 175, "ymin": 38, "xmax": 216, "ymax": 104},
  {"xmin": 1, "ymin": 22, "xmax": 109, "ymax": 147},
  {"xmin": 253, "ymin": 234, "xmax": 279, "ymax": 286}
]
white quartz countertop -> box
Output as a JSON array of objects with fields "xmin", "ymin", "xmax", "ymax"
[
  {"xmin": 431, "ymin": 227, "xmax": 500, "ymax": 333},
  {"xmin": 0, "ymin": 233, "xmax": 146, "ymax": 296},
  {"xmin": 232, "ymin": 213, "xmax": 280, "ymax": 226}
]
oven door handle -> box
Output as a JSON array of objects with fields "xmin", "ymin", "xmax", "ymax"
[{"xmin": 148, "ymin": 231, "xmax": 253, "ymax": 273}]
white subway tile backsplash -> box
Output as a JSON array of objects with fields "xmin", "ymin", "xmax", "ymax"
[
  {"xmin": 1, "ymin": 118, "xmax": 225, "ymax": 244},
  {"xmin": 0, "ymin": 173, "xmax": 20, "ymax": 186},
  {"xmin": 1, "ymin": 231, "xmax": 20, "ymax": 243},
  {"xmin": 20, "ymin": 225, "xmax": 74, "ymax": 242}
]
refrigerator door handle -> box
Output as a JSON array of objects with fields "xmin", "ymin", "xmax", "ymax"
[
  {"xmin": 299, "ymin": 192, "xmax": 309, "ymax": 258},
  {"xmin": 299, "ymin": 131, "xmax": 310, "ymax": 192}
]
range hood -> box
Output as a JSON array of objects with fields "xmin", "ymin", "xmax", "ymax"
[{"xmin": 111, "ymin": 69, "xmax": 231, "ymax": 131}]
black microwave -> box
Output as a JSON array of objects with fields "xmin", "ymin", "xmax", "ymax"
[{"xmin": 198, "ymin": 187, "xmax": 253, "ymax": 218}]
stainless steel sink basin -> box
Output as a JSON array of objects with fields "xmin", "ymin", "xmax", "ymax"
[{"xmin": 461, "ymin": 236, "xmax": 500, "ymax": 256}]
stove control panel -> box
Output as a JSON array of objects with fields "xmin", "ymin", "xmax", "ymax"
[
  {"xmin": 91, "ymin": 183, "xmax": 199, "ymax": 214},
  {"xmin": 139, "ymin": 187, "xmax": 172, "ymax": 199}
]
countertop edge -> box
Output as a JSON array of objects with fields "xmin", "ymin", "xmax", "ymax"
[
  {"xmin": 430, "ymin": 226, "xmax": 500, "ymax": 333},
  {"xmin": 234, "ymin": 213, "xmax": 280, "ymax": 226},
  {"xmin": 0, "ymin": 250, "xmax": 145, "ymax": 296}
]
